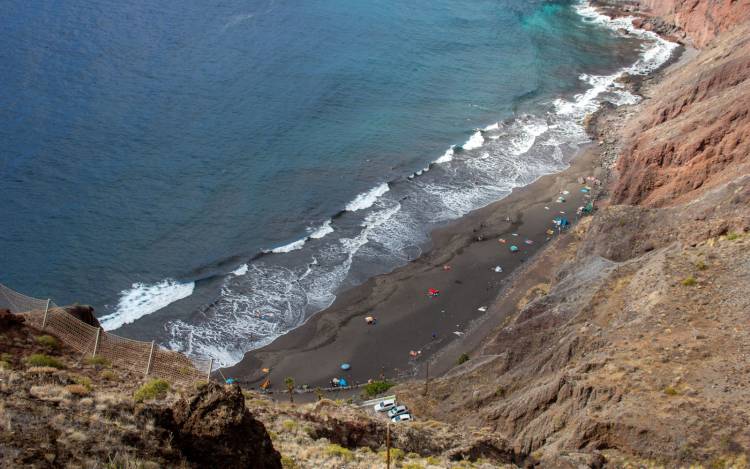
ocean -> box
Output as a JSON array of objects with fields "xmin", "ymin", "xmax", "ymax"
[{"xmin": 0, "ymin": 0, "xmax": 675, "ymax": 365}]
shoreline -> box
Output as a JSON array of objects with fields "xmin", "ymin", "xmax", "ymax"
[{"xmin": 222, "ymin": 6, "xmax": 688, "ymax": 391}]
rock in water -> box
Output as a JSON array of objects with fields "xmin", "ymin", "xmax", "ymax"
[{"xmin": 172, "ymin": 383, "xmax": 282, "ymax": 469}]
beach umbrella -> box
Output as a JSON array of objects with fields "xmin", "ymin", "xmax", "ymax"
[
  {"xmin": 365, "ymin": 316, "xmax": 374, "ymax": 324},
  {"xmin": 509, "ymin": 245, "xmax": 519, "ymax": 252},
  {"xmin": 339, "ymin": 378, "xmax": 349, "ymax": 387},
  {"xmin": 340, "ymin": 363, "xmax": 351, "ymax": 370}
]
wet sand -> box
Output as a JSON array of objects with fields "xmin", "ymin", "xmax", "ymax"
[{"xmin": 224, "ymin": 145, "xmax": 605, "ymax": 390}]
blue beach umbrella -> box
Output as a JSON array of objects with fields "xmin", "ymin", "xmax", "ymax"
[
  {"xmin": 509, "ymin": 245, "xmax": 519, "ymax": 252},
  {"xmin": 340, "ymin": 363, "xmax": 351, "ymax": 370}
]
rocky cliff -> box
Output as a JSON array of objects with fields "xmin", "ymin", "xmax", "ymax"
[
  {"xmin": 635, "ymin": 0, "xmax": 750, "ymax": 48},
  {"xmin": 612, "ymin": 23, "xmax": 750, "ymax": 207}
]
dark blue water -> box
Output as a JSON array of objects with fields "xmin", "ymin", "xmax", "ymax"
[{"xmin": 1, "ymin": 0, "xmax": 668, "ymax": 364}]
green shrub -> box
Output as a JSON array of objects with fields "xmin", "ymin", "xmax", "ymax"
[
  {"xmin": 726, "ymin": 232, "xmax": 740, "ymax": 241},
  {"xmin": 695, "ymin": 260, "xmax": 707, "ymax": 270},
  {"xmin": 72, "ymin": 374, "xmax": 92, "ymax": 390},
  {"xmin": 457, "ymin": 353, "xmax": 470, "ymax": 365},
  {"xmin": 35, "ymin": 335, "xmax": 59, "ymax": 349},
  {"xmin": 133, "ymin": 379, "xmax": 170, "ymax": 403},
  {"xmin": 100, "ymin": 369, "xmax": 117, "ymax": 380},
  {"xmin": 85, "ymin": 356, "xmax": 111, "ymax": 367},
  {"xmin": 681, "ymin": 276, "xmax": 697, "ymax": 286},
  {"xmin": 381, "ymin": 448, "xmax": 405, "ymax": 462},
  {"xmin": 664, "ymin": 386, "xmax": 680, "ymax": 396},
  {"xmin": 325, "ymin": 444, "xmax": 353, "ymax": 461},
  {"xmin": 363, "ymin": 380, "xmax": 394, "ymax": 397},
  {"xmin": 25, "ymin": 353, "xmax": 64, "ymax": 369},
  {"xmin": 281, "ymin": 419, "xmax": 297, "ymax": 432},
  {"xmin": 280, "ymin": 455, "xmax": 297, "ymax": 469}
]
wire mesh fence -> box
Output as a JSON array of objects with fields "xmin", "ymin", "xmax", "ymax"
[{"xmin": 2, "ymin": 283, "xmax": 213, "ymax": 386}]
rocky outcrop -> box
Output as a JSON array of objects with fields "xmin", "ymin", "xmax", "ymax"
[
  {"xmin": 63, "ymin": 304, "xmax": 100, "ymax": 328},
  {"xmin": 612, "ymin": 22, "xmax": 750, "ymax": 207},
  {"xmin": 169, "ymin": 383, "xmax": 282, "ymax": 469},
  {"xmin": 635, "ymin": 0, "xmax": 750, "ymax": 48}
]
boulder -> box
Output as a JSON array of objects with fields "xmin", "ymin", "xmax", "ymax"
[
  {"xmin": 171, "ymin": 383, "xmax": 281, "ymax": 469},
  {"xmin": 63, "ymin": 304, "xmax": 100, "ymax": 328}
]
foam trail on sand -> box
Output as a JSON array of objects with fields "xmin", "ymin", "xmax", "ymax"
[
  {"xmin": 100, "ymin": 279, "xmax": 194, "ymax": 330},
  {"xmin": 345, "ymin": 182, "xmax": 390, "ymax": 212}
]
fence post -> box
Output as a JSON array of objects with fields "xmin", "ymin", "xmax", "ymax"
[
  {"xmin": 145, "ymin": 340, "xmax": 156, "ymax": 377},
  {"xmin": 206, "ymin": 358, "xmax": 214, "ymax": 383},
  {"xmin": 92, "ymin": 327, "xmax": 101, "ymax": 357},
  {"xmin": 41, "ymin": 299, "xmax": 50, "ymax": 329},
  {"xmin": 386, "ymin": 422, "xmax": 391, "ymax": 469}
]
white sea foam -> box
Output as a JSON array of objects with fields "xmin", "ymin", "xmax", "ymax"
[
  {"xmin": 345, "ymin": 182, "xmax": 390, "ymax": 212},
  {"xmin": 434, "ymin": 146, "xmax": 455, "ymax": 164},
  {"xmin": 554, "ymin": 1, "xmax": 677, "ymax": 121},
  {"xmin": 271, "ymin": 238, "xmax": 307, "ymax": 253},
  {"xmin": 232, "ymin": 264, "xmax": 248, "ymax": 276},
  {"xmin": 462, "ymin": 130, "xmax": 484, "ymax": 150},
  {"xmin": 308, "ymin": 219, "xmax": 334, "ymax": 239},
  {"xmin": 508, "ymin": 118, "xmax": 548, "ymax": 156},
  {"xmin": 484, "ymin": 122, "xmax": 500, "ymax": 131},
  {"xmin": 100, "ymin": 279, "xmax": 194, "ymax": 331}
]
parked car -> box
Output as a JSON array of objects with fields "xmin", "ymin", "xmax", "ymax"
[
  {"xmin": 391, "ymin": 413, "xmax": 412, "ymax": 423},
  {"xmin": 387, "ymin": 405, "xmax": 408, "ymax": 418},
  {"xmin": 373, "ymin": 398, "xmax": 396, "ymax": 412}
]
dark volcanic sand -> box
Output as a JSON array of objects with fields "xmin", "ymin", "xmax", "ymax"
[{"xmin": 223, "ymin": 145, "xmax": 604, "ymax": 391}]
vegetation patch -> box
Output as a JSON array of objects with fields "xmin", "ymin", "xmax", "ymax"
[
  {"xmin": 71, "ymin": 374, "xmax": 93, "ymax": 390},
  {"xmin": 280, "ymin": 455, "xmax": 297, "ymax": 469},
  {"xmin": 380, "ymin": 448, "xmax": 405, "ymax": 462},
  {"xmin": 695, "ymin": 260, "xmax": 707, "ymax": 270},
  {"xmin": 25, "ymin": 353, "xmax": 64, "ymax": 369},
  {"xmin": 681, "ymin": 276, "xmax": 697, "ymax": 286},
  {"xmin": 663, "ymin": 386, "xmax": 681, "ymax": 396},
  {"xmin": 281, "ymin": 419, "xmax": 297, "ymax": 432},
  {"xmin": 35, "ymin": 335, "xmax": 59, "ymax": 349},
  {"xmin": 325, "ymin": 444, "xmax": 353, "ymax": 461},
  {"xmin": 85, "ymin": 356, "xmax": 111, "ymax": 367},
  {"xmin": 457, "ymin": 353, "xmax": 470, "ymax": 365},
  {"xmin": 363, "ymin": 380, "xmax": 395, "ymax": 397},
  {"xmin": 65, "ymin": 384, "xmax": 91, "ymax": 397},
  {"xmin": 133, "ymin": 379, "xmax": 170, "ymax": 403}
]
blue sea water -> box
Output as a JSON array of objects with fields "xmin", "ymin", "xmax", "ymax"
[{"xmin": 0, "ymin": 0, "xmax": 674, "ymax": 364}]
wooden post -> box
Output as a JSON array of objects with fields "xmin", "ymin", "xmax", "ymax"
[
  {"xmin": 92, "ymin": 327, "xmax": 101, "ymax": 357},
  {"xmin": 41, "ymin": 299, "xmax": 50, "ymax": 329},
  {"xmin": 206, "ymin": 358, "xmax": 214, "ymax": 383},
  {"xmin": 145, "ymin": 340, "xmax": 156, "ymax": 377},
  {"xmin": 386, "ymin": 422, "xmax": 391, "ymax": 469},
  {"xmin": 423, "ymin": 360, "xmax": 429, "ymax": 397}
]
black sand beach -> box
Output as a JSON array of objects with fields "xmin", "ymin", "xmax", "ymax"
[{"xmin": 224, "ymin": 145, "xmax": 606, "ymax": 390}]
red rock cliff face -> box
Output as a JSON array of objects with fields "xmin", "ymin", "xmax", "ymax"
[
  {"xmin": 611, "ymin": 22, "xmax": 750, "ymax": 207},
  {"xmin": 636, "ymin": 0, "xmax": 750, "ymax": 48}
]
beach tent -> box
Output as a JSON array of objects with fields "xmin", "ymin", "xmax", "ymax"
[
  {"xmin": 509, "ymin": 245, "xmax": 519, "ymax": 252},
  {"xmin": 338, "ymin": 377, "xmax": 349, "ymax": 387},
  {"xmin": 365, "ymin": 316, "xmax": 375, "ymax": 324},
  {"xmin": 340, "ymin": 363, "xmax": 351, "ymax": 370},
  {"xmin": 226, "ymin": 377, "xmax": 237, "ymax": 384},
  {"xmin": 428, "ymin": 288, "xmax": 440, "ymax": 297}
]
